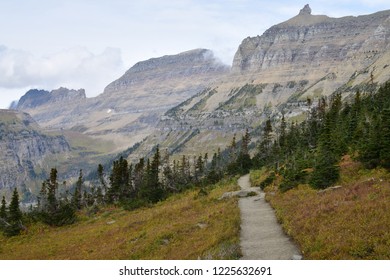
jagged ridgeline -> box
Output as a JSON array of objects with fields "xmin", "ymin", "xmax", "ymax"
[{"xmin": 3, "ymin": 5, "xmax": 390, "ymax": 203}]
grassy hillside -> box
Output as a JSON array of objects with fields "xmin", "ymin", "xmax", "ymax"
[
  {"xmin": 251, "ymin": 156, "xmax": 390, "ymax": 259},
  {"xmin": 0, "ymin": 179, "xmax": 240, "ymax": 260}
]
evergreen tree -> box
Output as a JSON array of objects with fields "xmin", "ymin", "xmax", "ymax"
[
  {"xmin": 72, "ymin": 169, "xmax": 84, "ymax": 210},
  {"xmin": 0, "ymin": 196, "xmax": 7, "ymax": 231},
  {"xmin": 140, "ymin": 147, "xmax": 162, "ymax": 199},
  {"xmin": 305, "ymin": 106, "xmax": 321, "ymax": 149},
  {"xmin": 39, "ymin": 168, "xmax": 76, "ymax": 226},
  {"xmin": 309, "ymin": 115, "xmax": 340, "ymax": 189},
  {"xmin": 279, "ymin": 115, "xmax": 287, "ymax": 151},
  {"xmin": 146, "ymin": 146, "xmax": 164, "ymax": 202},
  {"xmin": 178, "ymin": 155, "xmax": 191, "ymax": 188},
  {"xmin": 236, "ymin": 129, "xmax": 252, "ymax": 174},
  {"xmin": 107, "ymin": 156, "xmax": 129, "ymax": 203},
  {"xmin": 227, "ymin": 134, "xmax": 239, "ymax": 174},
  {"xmin": 5, "ymin": 188, "xmax": 24, "ymax": 236},
  {"xmin": 379, "ymin": 108, "xmax": 390, "ymax": 169},
  {"xmin": 38, "ymin": 181, "xmax": 47, "ymax": 211},
  {"xmin": 309, "ymin": 149, "xmax": 339, "ymax": 189},
  {"xmin": 255, "ymin": 118, "xmax": 273, "ymax": 167},
  {"xmin": 150, "ymin": 146, "xmax": 160, "ymax": 188},
  {"xmin": 162, "ymin": 150, "xmax": 176, "ymax": 192},
  {"xmin": 46, "ymin": 168, "xmax": 59, "ymax": 213},
  {"xmin": 207, "ymin": 152, "xmax": 222, "ymax": 183},
  {"xmin": 0, "ymin": 196, "xmax": 6, "ymax": 220},
  {"xmin": 358, "ymin": 117, "xmax": 381, "ymax": 168},
  {"xmin": 195, "ymin": 155, "xmax": 204, "ymax": 182},
  {"xmin": 133, "ymin": 158, "xmax": 145, "ymax": 193}
]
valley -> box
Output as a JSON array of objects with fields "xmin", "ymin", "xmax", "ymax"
[{"xmin": 1, "ymin": 5, "xmax": 390, "ymax": 260}]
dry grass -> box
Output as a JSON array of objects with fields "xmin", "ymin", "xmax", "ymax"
[
  {"xmin": 252, "ymin": 156, "xmax": 390, "ymax": 259},
  {"xmin": 0, "ymin": 179, "xmax": 241, "ymax": 260}
]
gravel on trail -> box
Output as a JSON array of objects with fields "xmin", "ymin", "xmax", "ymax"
[{"xmin": 238, "ymin": 174, "xmax": 302, "ymax": 260}]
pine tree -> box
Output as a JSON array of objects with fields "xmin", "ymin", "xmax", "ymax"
[
  {"xmin": 107, "ymin": 157, "xmax": 130, "ymax": 203},
  {"xmin": 162, "ymin": 150, "xmax": 176, "ymax": 192},
  {"xmin": 279, "ymin": 115, "xmax": 287, "ymax": 151},
  {"xmin": 72, "ymin": 169, "xmax": 84, "ymax": 210},
  {"xmin": 207, "ymin": 152, "xmax": 221, "ymax": 183},
  {"xmin": 358, "ymin": 117, "xmax": 381, "ymax": 169},
  {"xmin": 147, "ymin": 146, "xmax": 163, "ymax": 202},
  {"xmin": 379, "ymin": 108, "xmax": 390, "ymax": 169},
  {"xmin": 255, "ymin": 118, "xmax": 273, "ymax": 167},
  {"xmin": 9, "ymin": 188, "xmax": 22, "ymax": 222},
  {"xmin": 38, "ymin": 181, "xmax": 47, "ymax": 211},
  {"xmin": 5, "ymin": 188, "xmax": 23, "ymax": 236},
  {"xmin": 133, "ymin": 158, "xmax": 145, "ymax": 192},
  {"xmin": 0, "ymin": 196, "xmax": 7, "ymax": 231},
  {"xmin": 139, "ymin": 159, "xmax": 151, "ymax": 200},
  {"xmin": 309, "ymin": 149, "xmax": 339, "ymax": 189},
  {"xmin": 179, "ymin": 155, "xmax": 191, "ymax": 187},
  {"xmin": 150, "ymin": 146, "xmax": 160, "ymax": 188},
  {"xmin": 236, "ymin": 129, "xmax": 252, "ymax": 174},
  {"xmin": 310, "ymin": 115, "xmax": 340, "ymax": 189},
  {"xmin": 47, "ymin": 168, "xmax": 59, "ymax": 213},
  {"xmin": 0, "ymin": 196, "xmax": 6, "ymax": 220}
]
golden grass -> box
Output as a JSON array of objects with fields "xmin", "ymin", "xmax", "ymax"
[
  {"xmin": 255, "ymin": 156, "xmax": 390, "ymax": 259},
  {"xmin": 0, "ymin": 179, "xmax": 241, "ymax": 260},
  {"xmin": 249, "ymin": 168, "xmax": 269, "ymax": 187}
]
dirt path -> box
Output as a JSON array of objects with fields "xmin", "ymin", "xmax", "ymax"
[{"xmin": 238, "ymin": 174, "xmax": 301, "ymax": 260}]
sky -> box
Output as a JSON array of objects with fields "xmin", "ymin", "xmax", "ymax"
[{"xmin": 0, "ymin": 0, "xmax": 389, "ymax": 109}]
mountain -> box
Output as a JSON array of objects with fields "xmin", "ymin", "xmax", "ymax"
[
  {"xmin": 0, "ymin": 110, "xmax": 70, "ymax": 199},
  {"xmin": 232, "ymin": 4, "xmax": 390, "ymax": 85},
  {"xmin": 139, "ymin": 5, "xmax": 390, "ymax": 158},
  {"xmin": 12, "ymin": 5, "xmax": 390, "ymax": 187},
  {"xmin": 17, "ymin": 88, "xmax": 86, "ymax": 110},
  {"xmin": 16, "ymin": 49, "xmax": 229, "ymax": 150}
]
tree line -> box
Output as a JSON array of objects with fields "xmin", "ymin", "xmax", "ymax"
[
  {"xmin": 3, "ymin": 81, "xmax": 389, "ymax": 237},
  {"xmin": 253, "ymin": 82, "xmax": 390, "ymax": 191},
  {"xmin": 0, "ymin": 130, "xmax": 251, "ymax": 236}
]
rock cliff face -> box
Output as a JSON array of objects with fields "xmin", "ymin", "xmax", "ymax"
[
  {"xmin": 0, "ymin": 110, "xmax": 70, "ymax": 194},
  {"xmin": 232, "ymin": 5, "xmax": 390, "ymax": 75}
]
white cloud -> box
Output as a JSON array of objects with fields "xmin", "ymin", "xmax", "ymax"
[{"xmin": 0, "ymin": 46, "xmax": 125, "ymax": 108}]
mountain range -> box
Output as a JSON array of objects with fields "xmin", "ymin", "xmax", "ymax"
[{"xmin": 2, "ymin": 5, "xmax": 390, "ymax": 199}]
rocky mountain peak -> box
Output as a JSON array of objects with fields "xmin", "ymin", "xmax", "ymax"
[
  {"xmin": 232, "ymin": 8, "xmax": 390, "ymax": 73},
  {"xmin": 299, "ymin": 4, "xmax": 312, "ymax": 16},
  {"xmin": 103, "ymin": 48, "xmax": 229, "ymax": 95},
  {"xmin": 17, "ymin": 87, "xmax": 86, "ymax": 110}
]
